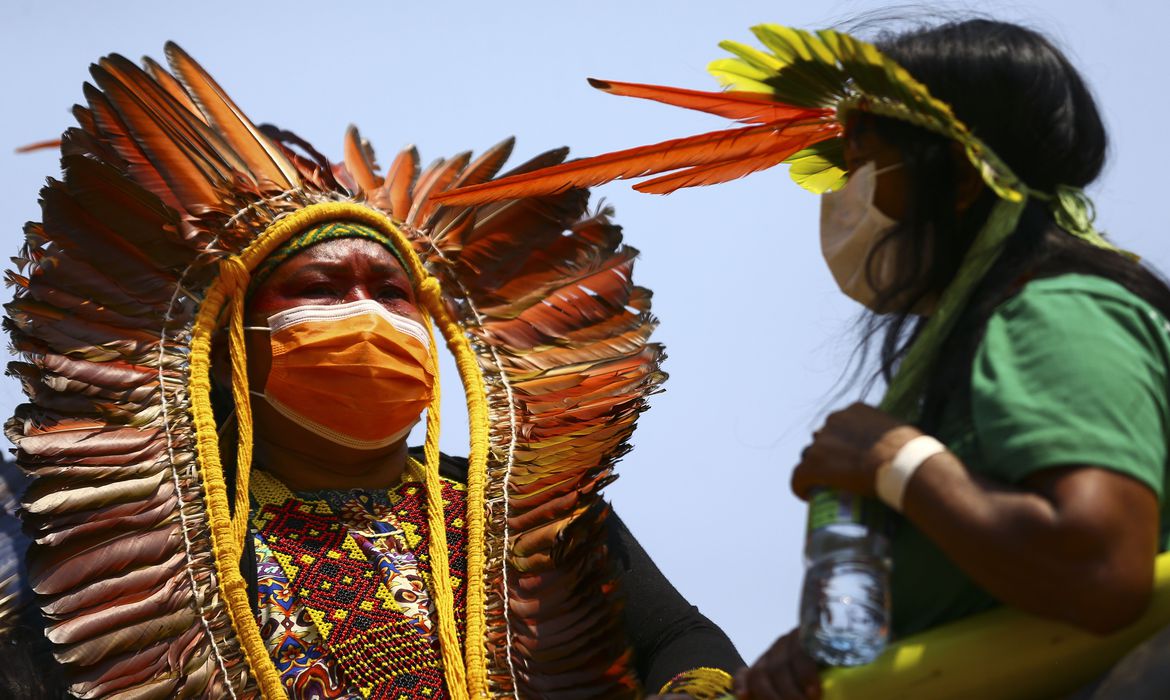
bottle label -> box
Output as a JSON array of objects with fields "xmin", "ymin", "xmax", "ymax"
[{"xmin": 808, "ymin": 489, "xmax": 867, "ymax": 531}]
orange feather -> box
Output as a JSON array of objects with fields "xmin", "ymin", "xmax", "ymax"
[
  {"xmin": 433, "ymin": 122, "xmax": 804, "ymax": 205},
  {"xmin": 343, "ymin": 125, "xmax": 382, "ymax": 193},
  {"xmin": 164, "ymin": 42, "xmax": 299, "ymax": 189},
  {"xmin": 384, "ymin": 146, "xmax": 419, "ymax": 220},
  {"xmin": 587, "ymin": 77, "xmax": 830, "ymax": 124},
  {"xmin": 634, "ymin": 122, "xmax": 836, "ymax": 194}
]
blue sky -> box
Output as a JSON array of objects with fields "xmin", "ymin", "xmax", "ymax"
[{"xmin": 2, "ymin": 0, "xmax": 1167, "ymax": 664}]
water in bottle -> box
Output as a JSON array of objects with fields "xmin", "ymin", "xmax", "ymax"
[{"xmin": 798, "ymin": 489, "xmax": 891, "ymax": 666}]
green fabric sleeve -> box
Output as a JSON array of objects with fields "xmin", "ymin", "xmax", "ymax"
[{"xmin": 970, "ymin": 275, "xmax": 1170, "ymax": 497}]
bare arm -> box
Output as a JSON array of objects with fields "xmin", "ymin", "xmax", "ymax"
[
  {"xmin": 901, "ymin": 453, "xmax": 1157, "ymax": 632},
  {"xmin": 792, "ymin": 403, "xmax": 1159, "ymax": 634}
]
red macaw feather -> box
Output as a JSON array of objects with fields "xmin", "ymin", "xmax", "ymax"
[
  {"xmin": 587, "ymin": 77, "xmax": 830, "ymax": 124},
  {"xmin": 434, "ymin": 120, "xmax": 824, "ymax": 205},
  {"xmin": 634, "ymin": 123, "xmax": 835, "ymax": 193}
]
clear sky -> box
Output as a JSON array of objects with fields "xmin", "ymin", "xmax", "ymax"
[{"xmin": 2, "ymin": 0, "xmax": 1167, "ymax": 664}]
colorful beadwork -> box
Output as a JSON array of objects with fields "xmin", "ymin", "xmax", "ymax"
[
  {"xmin": 659, "ymin": 667, "xmax": 736, "ymax": 699},
  {"xmin": 252, "ymin": 471, "xmax": 468, "ymax": 699}
]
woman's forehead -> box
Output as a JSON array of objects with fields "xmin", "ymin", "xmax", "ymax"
[{"xmin": 281, "ymin": 237, "xmax": 407, "ymax": 270}]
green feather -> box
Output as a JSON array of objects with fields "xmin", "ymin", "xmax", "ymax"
[
  {"xmin": 785, "ymin": 141, "xmax": 846, "ymax": 194},
  {"xmin": 707, "ymin": 25, "xmax": 1034, "ymax": 202},
  {"xmin": 706, "ymin": 57, "xmax": 773, "ymax": 93}
]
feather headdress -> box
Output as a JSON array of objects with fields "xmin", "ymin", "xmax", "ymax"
[
  {"xmin": 5, "ymin": 42, "xmax": 661, "ymax": 699},
  {"xmin": 431, "ymin": 25, "xmax": 1044, "ymax": 204},
  {"xmin": 433, "ymin": 23, "xmax": 1124, "ymax": 421}
]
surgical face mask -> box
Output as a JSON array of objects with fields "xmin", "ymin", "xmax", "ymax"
[
  {"xmin": 247, "ymin": 299, "xmax": 435, "ymax": 450},
  {"xmin": 820, "ymin": 162, "xmax": 905, "ymax": 311}
]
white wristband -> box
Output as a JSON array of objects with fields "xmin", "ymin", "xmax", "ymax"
[{"xmin": 875, "ymin": 435, "xmax": 946, "ymax": 512}]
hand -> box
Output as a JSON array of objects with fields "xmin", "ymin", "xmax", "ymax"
[
  {"xmin": 791, "ymin": 402, "xmax": 922, "ymax": 500},
  {"xmin": 734, "ymin": 629, "xmax": 821, "ymax": 700}
]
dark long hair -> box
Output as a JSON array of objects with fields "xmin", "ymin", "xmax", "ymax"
[{"xmin": 853, "ymin": 19, "xmax": 1170, "ymax": 429}]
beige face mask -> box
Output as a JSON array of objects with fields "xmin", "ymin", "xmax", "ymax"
[{"xmin": 820, "ymin": 162, "xmax": 902, "ymax": 311}]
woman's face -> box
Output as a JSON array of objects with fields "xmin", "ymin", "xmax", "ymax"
[
  {"xmin": 236, "ymin": 236, "xmax": 425, "ymax": 476},
  {"xmin": 245, "ymin": 237, "xmax": 422, "ymax": 389},
  {"xmin": 248, "ymin": 237, "xmax": 421, "ymax": 324}
]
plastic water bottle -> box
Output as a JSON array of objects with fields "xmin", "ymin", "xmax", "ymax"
[{"xmin": 798, "ymin": 489, "xmax": 891, "ymax": 666}]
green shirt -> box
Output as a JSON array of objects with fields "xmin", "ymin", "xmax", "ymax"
[{"xmin": 891, "ymin": 274, "xmax": 1170, "ymax": 638}]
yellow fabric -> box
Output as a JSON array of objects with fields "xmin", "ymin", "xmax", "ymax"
[
  {"xmin": 820, "ymin": 551, "xmax": 1170, "ymax": 700},
  {"xmin": 191, "ymin": 201, "xmax": 491, "ymax": 699}
]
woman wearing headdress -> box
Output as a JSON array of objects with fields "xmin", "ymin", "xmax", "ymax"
[
  {"xmin": 435, "ymin": 17, "xmax": 1170, "ymax": 700},
  {"xmin": 3, "ymin": 44, "xmax": 742, "ymax": 699}
]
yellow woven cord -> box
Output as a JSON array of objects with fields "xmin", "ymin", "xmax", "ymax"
[
  {"xmin": 412, "ymin": 273, "xmax": 491, "ymax": 700},
  {"xmin": 819, "ymin": 551, "xmax": 1170, "ymax": 699},
  {"xmin": 412, "ymin": 309, "xmax": 471, "ymax": 699},
  {"xmin": 190, "ymin": 267, "xmax": 283, "ymax": 699},
  {"xmin": 219, "ymin": 257, "xmax": 257, "ymax": 550},
  {"xmin": 189, "ymin": 201, "xmax": 491, "ymax": 700}
]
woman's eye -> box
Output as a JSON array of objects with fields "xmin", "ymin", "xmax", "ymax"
[{"xmin": 377, "ymin": 286, "xmax": 407, "ymax": 301}]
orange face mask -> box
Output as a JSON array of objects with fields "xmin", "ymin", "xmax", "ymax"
[{"xmin": 249, "ymin": 299, "xmax": 436, "ymax": 450}]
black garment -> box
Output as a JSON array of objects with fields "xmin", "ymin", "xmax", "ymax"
[
  {"xmin": 0, "ymin": 611, "xmax": 70, "ymax": 700},
  {"xmin": 241, "ymin": 450, "xmax": 744, "ymax": 692},
  {"xmin": 606, "ymin": 510, "xmax": 745, "ymax": 689}
]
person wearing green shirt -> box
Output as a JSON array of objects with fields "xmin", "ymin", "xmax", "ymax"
[
  {"xmin": 890, "ymin": 273, "xmax": 1170, "ymax": 640},
  {"xmin": 763, "ymin": 20, "xmax": 1170, "ymax": 700},
  {"xmin": 429, "ymin": 14, "xmax": 1170, "ymax": 700}
]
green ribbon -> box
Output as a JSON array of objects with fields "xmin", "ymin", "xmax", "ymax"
[{"xmin": 879, "ymin": 197, "xmax": 1026, "ymax": 421}]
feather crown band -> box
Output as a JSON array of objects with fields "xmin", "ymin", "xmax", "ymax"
[
  {"xmin": 247, "ymin": 220, "xmax": 411, "ymax": 295},
  {"xmin": 434, "ymin": 25, "xmax": 1118, "ymax": 253}
]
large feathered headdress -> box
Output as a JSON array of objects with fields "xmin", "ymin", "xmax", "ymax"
[
  {"xmin": 5, "ymin": 42, "xmax": 662, "ymax": 699},
  {"xmin": 433, "ymin": 24, "xmax": 1126, "ymax": 421}
]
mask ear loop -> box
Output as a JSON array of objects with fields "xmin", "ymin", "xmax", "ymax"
[{"xmin": 219, "ymin": 257, "xmax": 255, "ymax": 551}]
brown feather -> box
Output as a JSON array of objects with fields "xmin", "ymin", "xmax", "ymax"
[
  {"xmin": 343, "ymin": 125, "xmax": 382, "ymax": 193},
  {"xmin": 141, "ymin": 57, "xmax": 202, "ymax": 122},
  {"xmin": 164, "ymin": 42, "xmax": 300, "ymax": 189},
  {"xmin": 89, "ymin": 62, "xmax": 233, "ymax": 209},
  {"xmin": 27, "ymin": 522, "xmax": 180, "ymax": 595},
  {"xmin": 449, "ymin": 137, "xmax": 516, "ymax": 190},
  {"xmin": 82, "ymin": 84, "xmax": 184, "ymax": 213},
  {"xmin": 407, "ymin": 152, "xmax": 470, "ymax": 226},
  {"xmin": 55, "ymin": 606, "xmax": 193, "ymax": 667},
  {"xmin": 384, "ymin": 146, "xmax": 419, "ymax": 220},
  {"xmin": 41, "ymin": 552, "xmax": 184, "ymax": 617}
]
